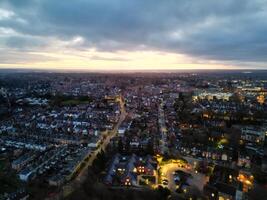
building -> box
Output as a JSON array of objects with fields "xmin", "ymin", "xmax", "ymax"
[
  {"xmin": 104, "ymin": 154, "xmax": 157, "ymax": 186},
  {"xmin": 193, "ymin": 91, "xmax": 233, "ymax": 101},
  {"xmin": 204, "ymin": 165, "xmax": 244, "ymax": 200},
  {"xmin": 48, "ymin": 175, "xmax": 65, "ymax": 186},
  {"xmin": 19, "ymin": 169, "xmax": 34, "ymax": 182},
  {"xmin": 241, "ymin": 126, "xmax": 266, "ymax": 146},
  {"xmin": 12, "ymin": 153, "xmax": 36, "ymax": 170}
]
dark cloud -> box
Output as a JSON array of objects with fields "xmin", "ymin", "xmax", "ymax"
[
  {"xmin": 4, "ymin": 36, "xmax": 46, "ymax": 49},
  {"xmin": 0, "ymin": 0, "xmax": 267, "ymax": 66}
]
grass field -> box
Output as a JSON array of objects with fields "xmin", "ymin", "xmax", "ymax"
[
  {"xmin": 61, "ymin": 99, "xmax": 91, "ymax": 106},
  {"xmin": 50, "ymin": 95, "xmax": 92, "ymax": 106}
]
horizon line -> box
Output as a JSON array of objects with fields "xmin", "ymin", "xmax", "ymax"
[{"xmin": 0, "ymin": 67, "xmax": 267, "ymax": 74}]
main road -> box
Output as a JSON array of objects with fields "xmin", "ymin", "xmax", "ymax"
[
  {"xmin": 48, "ymin": 96, "xmax": 127, "ymax": 200},
  {"xmin": 75, "ymin": 95, "xmax": 127, "ymax": 183},
  {"xmin": 158, "ymin": 100, "xmax": 168, "ymax": 155}
]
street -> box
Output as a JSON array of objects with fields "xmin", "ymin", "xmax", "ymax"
[
  {"xmin": 48, "ymin": 96, "xmax": 127, "ymax": 200},
  {"xmin": 158, "ymin": 101, "xmax": 168, "ymax": 154},
  {"xmin": 76, "ymin": 96, "xmax": 127, "ymax": 183}
]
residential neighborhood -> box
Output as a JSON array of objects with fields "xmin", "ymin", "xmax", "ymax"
[{"xmin": 0, "ymin": 71, "xmax": 267, "ymax": 200}]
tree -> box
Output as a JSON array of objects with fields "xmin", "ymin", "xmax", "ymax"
[
  {"xmin": 248, "ymin": 185, "xmax": 267, "ymax": 200},
  {"xmin": 92, "ymin": 150, "xmax": 107, "ymax": 173},
  {"xmin": 185, "ymin": 186, "xmax": 203, "ymax": 199},
  {"xmin": 146, "ymin": 139, "xmax": 154, "ymax": 155},
  {"xmin": 156, "ymin": 186, "xmax": 171, "ymax": 199},
  {"xmin": 252, "ymin": 166, "xmax": 267, "ymax": 184},
  {"xmin": 118, "ymin": 138, "xmax": 124, "ymax": 153}
]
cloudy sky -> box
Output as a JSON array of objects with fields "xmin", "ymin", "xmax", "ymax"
[{"xmin": 0, "ymin": 0, "xmax": 267, "ymax": 71}]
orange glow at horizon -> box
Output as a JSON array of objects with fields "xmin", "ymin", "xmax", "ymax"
[{"xmin": 0, "ymin": 49, "xmax": 242, "ymax": 71}]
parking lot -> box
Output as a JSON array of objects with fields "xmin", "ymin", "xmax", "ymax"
[{"xmin": 160, "ymin": 162, "xmax": 208, "ymax": 192}]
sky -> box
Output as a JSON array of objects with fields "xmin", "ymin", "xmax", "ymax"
[{"xmin": 0, "ymin": 0, "xmax": 267, "ymax": 71}]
